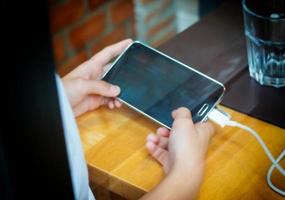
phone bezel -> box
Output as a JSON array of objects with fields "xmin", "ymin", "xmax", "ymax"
[{"xmin": 102, "ymin": 41, "xmax": 226, "ymax": 129}]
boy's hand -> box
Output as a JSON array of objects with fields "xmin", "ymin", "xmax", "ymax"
[
  {"xmin": 146, "ymin": 107, "xmax": 214, "ymax": 175},
  {"xmin": 62, "ymin": 39, "xmax": 132, "ymax": 117},
  {"xmin": 142, "ymin": 107, "xmax": 214, "ymax": 200}
]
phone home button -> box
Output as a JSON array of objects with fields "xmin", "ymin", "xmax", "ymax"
[{"xmin": 197, "ymin": 103, "xmax": 209, "ymax": 116}]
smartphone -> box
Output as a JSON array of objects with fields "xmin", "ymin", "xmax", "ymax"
[{"xmin": 103, "ymin": 41, "xmax": 225, "ymax": 129}]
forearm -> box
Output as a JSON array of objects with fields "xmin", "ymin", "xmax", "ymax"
[{"xmin": 140, "ymin": 165, "xmax": 204, "ymax": 200}]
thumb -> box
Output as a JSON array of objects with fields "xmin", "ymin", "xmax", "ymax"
[
  {"xmin": 83, "ymin": 79, "xmax": 121, "ymax": 97},
  {"xmin": 195, "ymin": 121, "xmax": 214, "ymax": 138}
]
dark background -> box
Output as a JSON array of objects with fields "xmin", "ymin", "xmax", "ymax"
[{"xmin": 1, "ymin": 0, "xmax": 74, "ymax": 199}]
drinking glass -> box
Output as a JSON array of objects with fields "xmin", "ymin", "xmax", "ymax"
[{"xmin": 242, "ymin": 0, "xmax": 285, "ymax": 88}]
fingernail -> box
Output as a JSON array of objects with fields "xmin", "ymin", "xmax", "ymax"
[{"xmin": 111, "ymin": 85, "xmax": 120, "ymax": 93}]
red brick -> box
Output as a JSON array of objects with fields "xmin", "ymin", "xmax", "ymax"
[
  {"xmin": 145, "ymin": 0, "xmax": 171, "ymax": 23},
  {"xmin": 147, "ymin": 15, "xmax": 175, "ymax": 38},
  {"xmin": 52, "ymin": 36, "xmax": 65, "ymax": 62},
  {"xmin": 88, "ymin": 0, "xmax": 107, "ymax": 10},
  {"xmin": 140, "ymin": 0, "xmax": 154, "ymax": 5},
  {"xmin": 110, "ymin": 0, "xmax": 134, "ymax": 25},
  {"xmin": 151, "ymin": 29, "xmax": 176, "ymax": 47},
  {"xmin": 131, "ymin": 16, "xmax": 137, "ymax": 37},
  {"xmin": 92, "ymin": 25, "xmax": 126, "ymax": 54},
  {"xmin": 49, "ymin": 0, "xmax": 84, "ymax": 33},
  {"xmin": 69, "ymin": 12, "xmax": 106, "ymax": 50},
  {"xmin": 57, "ymin": 51, "xmax": 88, "ymax": 76}
]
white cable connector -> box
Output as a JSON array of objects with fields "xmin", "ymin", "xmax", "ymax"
[
  {"xmin": 207, "ymin": 108, "xmax": 232, "ymax": 127},
  {"xmin": 207, "ymin": 108, "xmax": 285, "ymax": 196}
]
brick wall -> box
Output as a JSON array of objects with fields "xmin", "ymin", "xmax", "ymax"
[
  {"xmin": 134, "ymin": 0, "xmax": 177, "ymax": 47},
  {"xmin": 49, "ymin": 0, "xmax": 135, "ymax": 75},
  {"xmin": 49, "ymin": 0, "xmax": 177, "ymax": 75}
]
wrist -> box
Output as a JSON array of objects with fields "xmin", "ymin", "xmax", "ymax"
[
  {"xmin": 161, "ymin": 161, "xmax": 204, "ymax": 200},
  {"xmin": 171, "ymin": 157, "xmax": 205, "ymax": 183}
]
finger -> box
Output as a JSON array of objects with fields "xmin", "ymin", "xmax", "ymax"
[
  {"xmin": 108, "ymin": 101, "xmax": 114, "ymax": 109},
  {"xmin": 157, "ymin": 127, "xmax": 170, "ymax": 137},
  {"xmin": 147, "ymin": 133, "xmax": 168, "ymax": 149},
  {"xmin": 99, "ymin": 96, "xmax": 110, "ymax": 106},
  {"xmin": 172, "ymin": 107, "xmax": 192, "ymax": 120},
  {"xmin": 156, "ymin": 127, "xmax": 170, "ymax": 149},
  {"xmin": 146, "ymin": 141, "xmax": 169, "ymax": 167},
  {"xmin": 83, "ymin": 79, "xmax": 120, "ymax": 97},
  {"xmin": 104, "ymin": 98, "xmax": 121, "ymax": 108},
  {"xmin": 157, "ymin": 135, "xmax": 168, "ymax": 149},
  {"xmin": 147, "ymin": 133, "xmax": 159, "ymax": 144},
  {"xmin": 171, "ymin": 108, "xmax": 194, "ymax": 130},
  {"xmin": 73, "ymin": 95, "xmax": 104, "ymax": 117},
  {"xmin": 103, "ymin": 63, "xmax": 112, "ymax": 72},
  {"xmin": 114, "ymin": 99, "xmax": 122, "ymax": 108},
  {"xmin": 99, "ymin": 97, "xmax": 115, "ymax": 109},
  {"xmin": 91, "ymin": 39, "xmax": 133, "ymax": 68},
  {"xmin": 100, "ymin": 63, "xmax": 112, "ymax": 79}
]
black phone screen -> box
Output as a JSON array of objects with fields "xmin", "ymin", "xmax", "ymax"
[{"xmin": 103, "ymin": 42, "xmax": 225, "ymax": 128}]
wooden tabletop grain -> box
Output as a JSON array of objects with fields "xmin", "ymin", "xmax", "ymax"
[{"xmin": 77, "ymin": 105, "xmax": 285, "ymax": 200}]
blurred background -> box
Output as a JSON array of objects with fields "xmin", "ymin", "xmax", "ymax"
[{"xmin": 49, "ymin": 0, "xmax": 224, "ymax": 75}]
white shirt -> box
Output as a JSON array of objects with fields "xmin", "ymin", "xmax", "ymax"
[{"xmin": 56, "ymin": 75, "xmax": 95, "ymax": 200}]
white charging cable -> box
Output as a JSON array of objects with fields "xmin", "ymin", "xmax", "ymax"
[{"xmin": 207, "ymin": 108, "xmax": 285, "ymax": 196}]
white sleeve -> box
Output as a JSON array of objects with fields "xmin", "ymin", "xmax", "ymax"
[{"xmin": 55, "ymin": 74, "xmax": 95, "ymax": 200}]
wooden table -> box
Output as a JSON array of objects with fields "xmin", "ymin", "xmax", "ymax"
[
  {"xmin": 77, "ymin": 105, "xmax": 285, "ymax": 200},
  {"xmin": 77, "ymin": 0, "xmax": 285, "ymax": 199}
]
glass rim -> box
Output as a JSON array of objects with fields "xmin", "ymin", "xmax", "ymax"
[{"xmin": 242, "ymin": 0, "xmax": 285, "ymax": 21}]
